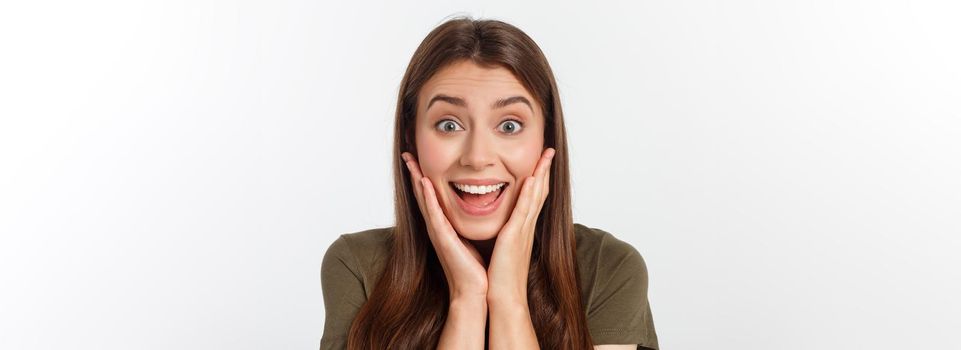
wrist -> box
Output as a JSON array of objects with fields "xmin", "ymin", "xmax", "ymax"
[
  {"xmin": 450, "ymin": 286, "xmax": 488, "ymax": 302},
  {"xmin": 439, "ymin": 293, "xmax": 487, "ymax": 350},
  {"xmin": 485, "ymin": 284, "xmax": 527, "ymax": 306},
  {"xmin": 450, "ymin": 294, "xmax": 488, "ymax": 309},
  {"xmin": 486, "ymin": 292, "xmax": 527, "ymax": 309}
]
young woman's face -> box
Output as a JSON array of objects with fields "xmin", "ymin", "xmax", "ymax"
[{"xmin": 415, "ymin": 60, "xmax": 545, "ymax": 242}]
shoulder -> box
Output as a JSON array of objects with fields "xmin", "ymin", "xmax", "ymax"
[
  {"xmin": 330, "ymin": 226, "xmax": 393, "ymax": 255},
  {"xmin": 319, "ymin": 227, "xmax": 393, "ymax": 348},
  {"xmin": 574, "ymin": 223, "xmax": 648, "ymax": 274},
  {"xmin": 321, "ymin": 226, "xmax": 393, "ymax": 292},
  {"xmin": 574, "ymin": 223, "xmax": 651, "ymax": 306},
  {"xmin": 574, "ymin": 223, "xmax": 659, "ymax": 348}
]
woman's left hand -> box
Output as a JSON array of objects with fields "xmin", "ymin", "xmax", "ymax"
[{"xmin": 486, "ymin": 147, "xmax": 555, "ymax": 305}]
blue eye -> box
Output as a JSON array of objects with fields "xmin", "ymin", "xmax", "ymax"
[
  {"xmin": 435, "ymin": 119, "xmax": 464, "ymax": 133},
  {"xmin": 498, "ymin": 119, "xmax": 523, "ymax": 134}
]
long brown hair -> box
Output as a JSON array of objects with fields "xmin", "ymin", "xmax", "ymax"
[{"xmin": 347, "ymin": 16, "xmax": 593, "ymax": 349}]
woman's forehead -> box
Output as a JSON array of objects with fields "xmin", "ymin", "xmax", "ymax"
[
  {"xmin": 420, "ymin": 62, "xmax": 531, "ymax": 102},
  {"xmin": 418, "ymin": 61, "xmax": 536, "ymax": 111}
]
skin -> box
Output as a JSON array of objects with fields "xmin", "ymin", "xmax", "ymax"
[{"xmin": 400, "ymin": 60, "xmax": 635, "ymax": 349}]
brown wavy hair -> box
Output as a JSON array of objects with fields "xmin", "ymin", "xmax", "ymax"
[{"xmin": 346, "ymin": 16, "xmax": 593, "ymax": 349}]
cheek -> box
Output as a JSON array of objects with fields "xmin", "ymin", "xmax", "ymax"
[
  {"xmin": 509, "ymin": 124, "xmax": 546, "ymax": 179},
  {"xmin": 504, "ymin": 146, "xmax": 543, "ymax": 195},
  {"xmin": 415, "ymin": 135, "xmax": 456, "ymax": 180}
]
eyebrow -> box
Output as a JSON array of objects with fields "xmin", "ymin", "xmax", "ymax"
[{"xmin": 426, "ymin": 94, "xmax": 533, "ymax": 113}]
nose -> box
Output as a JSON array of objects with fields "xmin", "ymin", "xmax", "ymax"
[{"xmin": 459, "ymin": 129, "xmax": 496, "ymax": 170}]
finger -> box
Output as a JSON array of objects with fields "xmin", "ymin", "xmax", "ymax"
[
  {"xmin": 538, "ymin": 168, "xmax": 550, "ymax": 215},
  {"xmin": 402, "ymin": 152, "xmax": 426, "ymax": 179},
  {"xmin": 421, "ymin": 177, "xmax": 474, "ymax": 270},
  {"xmin": 405, "ymin": 163, "xmax": 427, "ymax": 217},
  {"xmin": 420, "ymin": 177, "xmax": 458, "ymax": 245},
  {"xmin": 402, "ymin": 153, "xmax": 428, "ymax": 217},
  {"xmin": 526, "ymin": 174, "xmax": 542, "ymax": 225},
  {"xmin": 536, "ymin": 148, "xmax": 555, "ymax": 181},
  {"xmin": 538, "ymin": 148, "xmax": 555, "ymax": 213},
  {"xmin": 526, "ymin": 148, "xmax": 554, "ymax": 224},
  {"xmin": 501, "ymin": 175, "xmax": 536, "ymax": 239}
]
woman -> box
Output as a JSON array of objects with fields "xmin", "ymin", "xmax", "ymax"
[{"xmin": 320, "ymin": 16, "xmax": 658, "ymax": 350}]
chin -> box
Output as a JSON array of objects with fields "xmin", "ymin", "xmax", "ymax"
[{"xmin": 451, "ymin": 219, "xmax": 502, "ymax": 241}]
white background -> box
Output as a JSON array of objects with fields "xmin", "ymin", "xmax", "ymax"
[{"xmin": 1, "ymin": 1, "xmax": 959, "ymax": 349}]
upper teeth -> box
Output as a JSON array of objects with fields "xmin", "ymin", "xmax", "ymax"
[{"xmin": 454, "ymin": 182, "xmax": 506, "ymax": 194}]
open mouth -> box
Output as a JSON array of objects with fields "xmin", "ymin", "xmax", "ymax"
[{"xmin": 449, "ymin": 182, "xmax": 509, "ymax": 208}]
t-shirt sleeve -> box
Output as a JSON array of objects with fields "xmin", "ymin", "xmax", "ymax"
[
  {"xmin": 587, "ymin": 240, "xmax": 659, "ymax": 349},
  {"xmin": 319, "ymin": 235, "xmax": 368, "ymax": 350}
]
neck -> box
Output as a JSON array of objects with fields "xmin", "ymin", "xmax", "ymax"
[{"xmin": 468, "ymin": 237, "xmax": 496, "ymax": 267}]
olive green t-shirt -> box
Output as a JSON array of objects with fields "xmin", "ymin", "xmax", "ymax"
[{"xmin": 319, "ymin": 223, "xmax": 659, "ymax": 349}]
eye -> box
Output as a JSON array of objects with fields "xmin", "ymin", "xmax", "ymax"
[
  {"xmin": 498, "ymin": 119, "xmax": 523, "ymax": 134},
  {"xmin": 435, "ymin": 119, "xmax": 464, "ymax": 133}
]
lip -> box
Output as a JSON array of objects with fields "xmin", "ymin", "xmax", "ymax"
[{"xmin": 449, "ymin": 182, "xmax": 509, "ymax": 216}]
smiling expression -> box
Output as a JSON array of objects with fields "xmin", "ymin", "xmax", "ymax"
[{"xmin": 414, "ymin": 59, "xmax": 545, "ymax": 242}]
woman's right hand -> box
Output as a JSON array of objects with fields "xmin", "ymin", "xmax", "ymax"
[{"xmin": 402, "ymin": 152, "xmax": 489, "ymax": 301}]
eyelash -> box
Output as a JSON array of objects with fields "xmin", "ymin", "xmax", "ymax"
[{"xmin": 435, "ymin": 118, "xmax": 524, "ymax": 135}]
